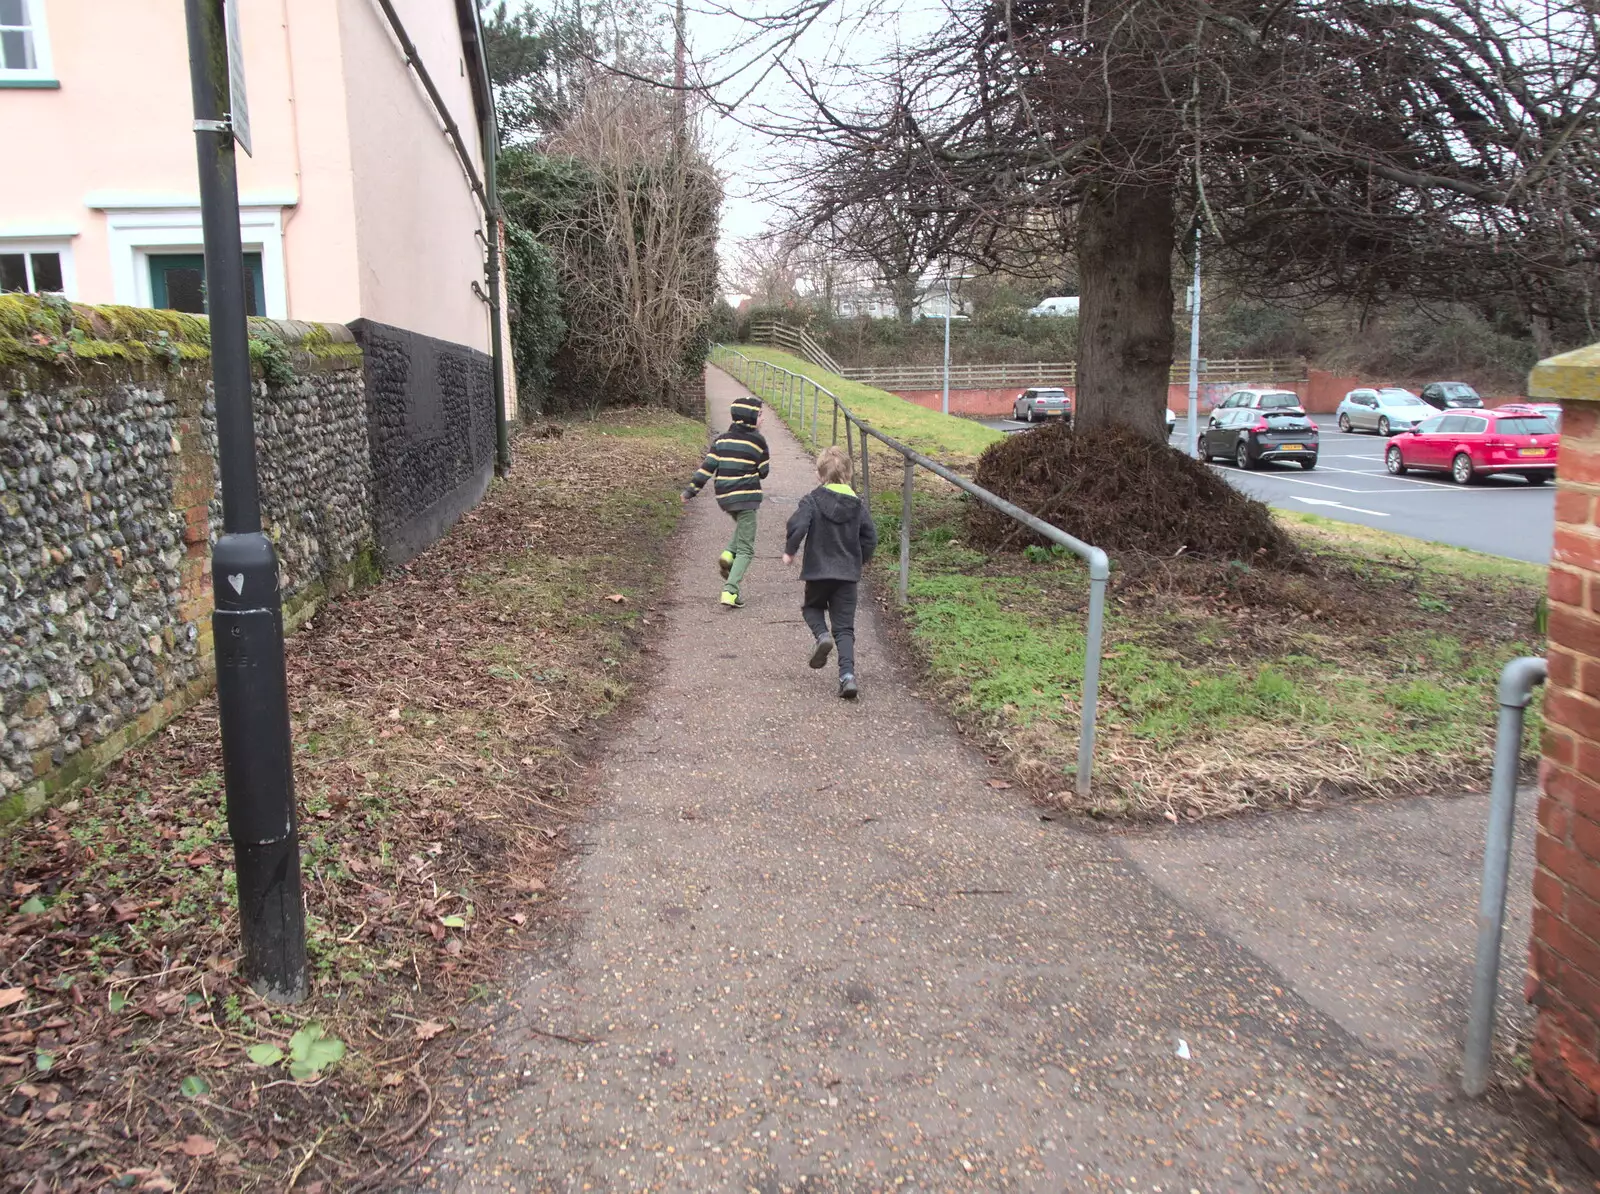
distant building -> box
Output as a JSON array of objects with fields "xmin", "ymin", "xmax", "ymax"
[{"xmin": 832, "ymin": 269, "xmax": 973, "ymax": 320}]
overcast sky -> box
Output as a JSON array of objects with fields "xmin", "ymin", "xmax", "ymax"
[{"xmin": 681, "ymin": 0, "xmax": 947, "ymax": 266}]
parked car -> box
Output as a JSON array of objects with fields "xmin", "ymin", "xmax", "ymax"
[
  {"xmin": 1012, "ymin": 387, "xmax": 1072, "ymax": 422},
  {"xmin": 1419, "ymin": 381, "xmax": 1484, "ymax": 410},
  {"xmin": 1335, "ymin": 387, "xmax": 1436, "ymax": 436},
  {"xmin": 1209, "ymin": 388, "xmax": 1306, "ymax": 418},
  {"xmin": 1027, "ymin": 296, "xmax": 1080, "ymax": 317},
  {"xmin": 1199, "ymin": 406, "xmax": 1319, "ymax": 470},
  {"xmin": 1384, "ymin": 409, "xmax": 1558, "ymax": 484}
]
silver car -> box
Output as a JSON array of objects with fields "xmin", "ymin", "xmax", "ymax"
[
  {"xmin": 1336, "ymin": 387, "xmax": 1436, "ymax": 436},
  {"xmin": 1012, "ymin": 387, "xmax": 1072, "ymax": 423}
]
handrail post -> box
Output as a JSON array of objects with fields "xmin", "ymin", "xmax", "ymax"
[
  {"xmin": 1076, "ymin": 560, "xmax": 1109, "ymax": 798},
  {"xmin": 1463, "ymin": 655, "xmax": 1550, "ymax": 1096},
  {"xmin": 898, "ymin": 457, "xmax": 914, "ymax": 606},
  {"xmin": 846, "ymin": 419, "xmax": 855, "ymax": 481},
  {"xmin": 832, "ymin": 402, "xmax": 839, "ymax": 446},
  {"xmin": 811, "ymin": 383, "xmax": 820, "ymax": 447},
  {"xmin": 860, "ymin": 428, "xmax": 872, "ymax": 505}
]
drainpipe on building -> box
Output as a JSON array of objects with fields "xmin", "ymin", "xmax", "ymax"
[{"xmin": 473, "ymin": 31, "xmax": 511, "ymax": 477}]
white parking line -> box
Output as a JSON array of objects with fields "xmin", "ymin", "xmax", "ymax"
[
  {"xmin": 1287, "ymin": 496, "xmax": 1391, "ymax": 516},
  {"xmin": 1232, "ymin": 464, "xmax": 1552, "ymax": 494}
]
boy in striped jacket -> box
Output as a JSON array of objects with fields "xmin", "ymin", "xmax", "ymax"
[{"xmin": 682, "ymin": 394, "xmax": 771, "ymax": 609}]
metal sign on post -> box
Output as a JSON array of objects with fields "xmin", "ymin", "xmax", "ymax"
[{"xmin": 225, "ymin": 0, "xmax": 252, "ymax": 156}]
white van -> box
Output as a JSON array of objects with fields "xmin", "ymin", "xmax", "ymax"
[{"xmin": 1027, "ymin": 296, "xmax": 1080, "ymax": 317}]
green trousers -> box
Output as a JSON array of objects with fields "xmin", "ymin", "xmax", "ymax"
[{"xmin": 724, "ymin": 508, "xmax": 758, "ymax": 596}]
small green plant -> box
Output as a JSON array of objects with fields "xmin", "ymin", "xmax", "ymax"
[
  {"xmin": 247, "ymin": 1043, "xmax": 285, "ymax": 1067},
  {"xmin": 248, "ymin": 326, "xmax": 296, "ymax": 387},
  {"xmin": 148, "ymin": 329, "xmax": 182, "ymax": 368},
  {"xmin": 287, "ymin": 1021, "xmax": 345, "ymax": 1081},
  {"xmin": 1022, "ymin": 543, "xmax": 1070, "ymax": 564},
  {"xmin": 1535, "ymin": 593, "xmax": 1549, "ymax": 636}
]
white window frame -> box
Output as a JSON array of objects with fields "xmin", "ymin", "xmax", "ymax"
[
  {"xmin": 0, "ymin": 0, "xmax": 54, "ymax": 83},
  {"xmin": 102, "ymin": 206, "xmax": 288, "ymax": 319},
  {"xmin": 0, "ymin": 237, "xmax": 76, "ymax": 297}
]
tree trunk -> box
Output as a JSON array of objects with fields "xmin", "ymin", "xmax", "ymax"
[
  {"xmin": 892, "ymin": 276, "xmax": 918, "ymax": 323},
  {"xmin": 1075, "ymin": 180, "xmax": 1176, "ymax": 438}
]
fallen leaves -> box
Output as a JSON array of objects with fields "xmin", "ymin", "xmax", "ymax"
[{"xmin": 0, "ymin": 415, "xmax": 702, "ymax": 1191}]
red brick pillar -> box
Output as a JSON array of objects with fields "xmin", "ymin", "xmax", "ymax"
[{"xmin": 1529, "ymin": 345, "xmax": 1600, "ymax": 1163}]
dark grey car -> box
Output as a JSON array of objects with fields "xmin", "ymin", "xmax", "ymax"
[
  {"xmin": 1199, "ymin": 407, "xmax": 1319, "ymax": 470},
  {"xmin": 1420, "ymin": 381, "xmax": 1484, "ymax": 410}
]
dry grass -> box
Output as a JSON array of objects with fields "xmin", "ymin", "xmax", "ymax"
[{"xmin": 0, "ymin": 409, "xmax": 704, "ymax": 1192}]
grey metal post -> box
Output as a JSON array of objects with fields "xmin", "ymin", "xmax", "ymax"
[
  {"xmin": 1076, "ymin": 563, "xmax": 1110, "ymax": 798},
  {"xmin": 184, "ymin": 0, "xmax": 306, "ymax": 1003},
  {"xmin": 898, "ymin": 458, "xmax": 914, "ymax": 606},
  {"xmin": 812, "ymin": 384, "xmax": 821, "ymax": 447},
  {"xmin": 846, "ymin": 420, "xmax": 855, "ymax": 480},
  {"xmin": 833, "ymin": 401, "xmax": 839, "ymax": 446},
  {"xmin": 860, "ymin": 428, "xmax": 872, "ymax": 505},
  {"xmin": 942, "ymin": 277, "xmax": 952, "ymax": 416},
  {"xmin": 1463, "ymin": 655, "xmax": 1549, "ymax": 1096},
  {"xmin": 1186, "ymin": 227, "xmax": 1202, "ymax": 459}
]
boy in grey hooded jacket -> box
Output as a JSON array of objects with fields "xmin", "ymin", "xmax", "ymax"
[{"xmin": 782, "ymin": 446, "xmax": 878, "ymax": 698}]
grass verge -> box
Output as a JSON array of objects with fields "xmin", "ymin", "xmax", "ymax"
[
  {"xmin": 876, "ymin": 491, "xmax": 1546, "ymax": 821},
  {"xmin": 712, "ymin": 345, "xmax": 1002, "ymax": 467},
  {"xmin": 0, "ymin": 409, "xmax": 703, "ymax": 1191}
]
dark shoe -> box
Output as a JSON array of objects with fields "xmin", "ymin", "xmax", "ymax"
[
  {"xmin": 838, "ymin": 673, "xmax": 858, "ymax": 700},
  {"xmin": 809, "ymin": 635, "xmax": 834, "ymax": 670},
  {"xmin": 718, "ymin": 551, "xmax": 734, "ymax": 580}
]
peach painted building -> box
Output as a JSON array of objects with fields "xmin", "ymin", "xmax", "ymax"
[{"xmin": 0, "ymin": 0, "xmax": 506, "ymax": 373}]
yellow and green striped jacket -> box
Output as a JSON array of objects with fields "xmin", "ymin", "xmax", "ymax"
[{"xmin": 684, "ymin": 423, "xmax": 771, "ymax": 511}]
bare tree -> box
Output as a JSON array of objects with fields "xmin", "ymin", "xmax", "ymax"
[
  {"xmin": 781, "ymin": 75, "xmax": 972, "ymax": 321},
  {"xmin": 539, "ymin": 77, "xmax": 721, "ymax": 413},
  {"xmin": 766, "ymin": 0, "xmax": 1600, "ymax": 437}
]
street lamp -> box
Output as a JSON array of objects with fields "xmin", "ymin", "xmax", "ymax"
[
  {"xmin": 184, "ymin": 0, "xmax": 307, "ymax": 1002},
  {"xmin": 940, "ymin": 274, "xmax": 972, "ymax": 416},
  {"xmin": 1186, "ymin": 226, "xmax": 1203, "ymax": 459}
]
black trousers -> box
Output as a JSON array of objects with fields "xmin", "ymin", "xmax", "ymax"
[{"xmin": 802, "ymin": 579, "xmax": 858, "ymax": 675}]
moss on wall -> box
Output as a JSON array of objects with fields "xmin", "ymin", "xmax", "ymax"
[{"xmin": 0, "ymin": 295, "xmax": 360, "ymax": 377}]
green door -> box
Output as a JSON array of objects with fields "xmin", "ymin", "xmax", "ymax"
[{"xmin": 148, "ymin": 252, "xmax": 265, "ymax": 316}]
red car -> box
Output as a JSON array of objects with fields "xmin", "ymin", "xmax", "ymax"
[{"xmin": 1385, "ymin": 408, "xmax": 1559, "ymax": 485}]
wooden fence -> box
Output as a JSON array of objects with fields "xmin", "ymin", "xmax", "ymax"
[
  {"xmin": 745, "ymin": 320, "xmax": 1304, "ymax": 390},
  {"xmin": 748, "ymin": 322, "xmax": 844, "ymax": 375},
  {"xmin": 838, "ymin": 358, "xmax": 1305, "ymax": 390}
]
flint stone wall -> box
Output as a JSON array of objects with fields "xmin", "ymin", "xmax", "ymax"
[{"xmin": 0, "ymin": 300, "xmax": 374, "ymax": 816}]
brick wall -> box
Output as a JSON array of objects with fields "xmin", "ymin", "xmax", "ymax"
[{"xmin": 1528, "ymin": 343, "xmax": 1600, "ymax": 1166}]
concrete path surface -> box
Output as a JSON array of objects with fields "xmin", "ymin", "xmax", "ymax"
[{"xmin": 422, "ymin": 368, "xmax": 1586, "ymax": 1192}]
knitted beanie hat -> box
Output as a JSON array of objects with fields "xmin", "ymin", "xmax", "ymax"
[{"xmin": 731, "ymin": 395, "xmax": 763, "ymax": 425}]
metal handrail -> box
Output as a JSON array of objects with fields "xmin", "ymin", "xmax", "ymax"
[
  {"xmin": 711, "ymin": 344, "xmax": 1110, "ymax": 798},
  {"xmin": 1462, "ymin": 655, "xmax": 1549, "ymax": 1096}
]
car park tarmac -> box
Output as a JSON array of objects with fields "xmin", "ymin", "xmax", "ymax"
[{"xmin": 981, "ymin": 420, "xmax": 1555, "ymax": 563}]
